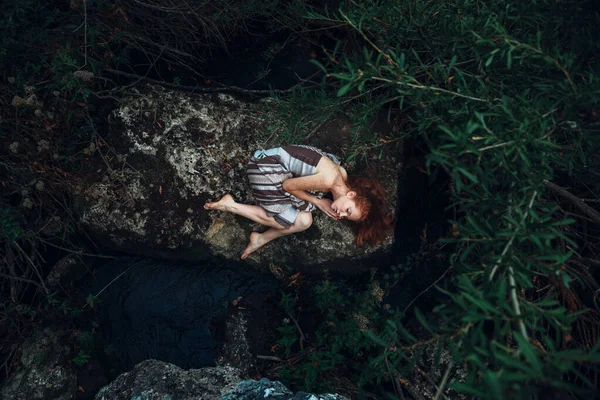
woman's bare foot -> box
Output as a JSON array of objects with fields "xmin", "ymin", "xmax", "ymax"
[
  {"xmin": 241, "ymin": 232, "xmax": 264, "ymax": 260},
  {"xmin": 203, "ymin": 194, "xmax": 235, "ymax": 212}
]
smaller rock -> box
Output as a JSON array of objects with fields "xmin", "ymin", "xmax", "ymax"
[
  {"xmin": 10, "ymin": 141, "xmax": 19, "ymax": 153},
  {"xmin": 218, "ymin": 312, "xmax": 253, "ymax": 376},
  {"xmin": 12, "ymin": 94, "xmax": 43, "ymax": 109},
  {"xmin": 46, "ymin": 255, "xmax": 80, "ymax": 288},
  {"xmin": 95, "ymin": 360, "xmax": 240, "ymax": 400},
  {"xmin": 22, "ymin": 198, "xmax": 33, "ymax": 209},
  {"xmin": 0, "ymin": 328, "xmax": 76, "ymax": 400},
  {"xmin": 352, "ymin": 312, "xmax": 370, "ymax": 332},
  {"xmin": 73, "ymin": 70, "xmax": 94, "ymax": 82},
  {"xmin": 37, "ymin": 140, "xmax": 50, "ymax": 153},
  {"xmin": 94, "ymin": 360, "xmax": 348, "ymax": 400},
  {"xmin": 12, "ymin": 95, "xmax": 24, "ymax": 107},
  {"xmin": 35, "ymin": 181, "xmax": 44, "ymax": 191},
  {"xmin": 221, "ymin": 378, "xmax": 349, "ymax": 400},
  {"xmin": 371, "ymin": 281, "xmax": 384, "ymax": 303},
  {"xmin": 221, "ymin": 379, "xmax": 292, "ymax": 400}
]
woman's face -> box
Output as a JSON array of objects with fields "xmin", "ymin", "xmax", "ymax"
[{"xmin": 331, "ymin": 192, "xmax": 362, "ymax": 221}]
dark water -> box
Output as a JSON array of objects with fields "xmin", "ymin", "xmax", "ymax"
[
  {"xmin": 387, "ymin": 166, "xmax": 452, "ymax": 310},
  {"xmin": 89, "ymin": 258, "xmax": 277, "ymax": 371},
  {"xmin": 88, "ymin": 164, "xmax": 450, "ymax": 376}
]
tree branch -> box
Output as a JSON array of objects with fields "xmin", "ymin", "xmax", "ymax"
[
  {"xmin": 104, "ymin": 68, "xmax": 300, "ymax": 96},
  {"xmin": 544, "ymin": 180, "xmax": 600, "ymax": 224}
]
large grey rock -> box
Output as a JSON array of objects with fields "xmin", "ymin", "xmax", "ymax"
[
  {"xmin": 74, "ymin": 85, "xmax": 398, "ymax": 274},
  {"xmin": 0, "ymin": 328, "xmax": 76, "ymax": 400},
  {"xmin": 94, "ymin": 359, "xmax": 240, "ymax": 400},
  {"xmin": 94, "ymin": 360, "xmax": 347, "ymax": 400}
]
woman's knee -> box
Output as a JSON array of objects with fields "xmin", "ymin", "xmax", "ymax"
[{"xmin": 294, "ymin": 212, "xmax": 313, "ymax": 231}]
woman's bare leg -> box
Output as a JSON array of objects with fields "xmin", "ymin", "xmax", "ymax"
[
  {"xmin": 204, "ymin": 194, "xmax": 285, "ymax": 229},
  {"xmin": 241, "ymin": 212, "xmax": 313, "ymax": 259}
]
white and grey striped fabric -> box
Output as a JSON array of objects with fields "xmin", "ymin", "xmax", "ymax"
[{"xmin": 247, "ymin": 145, "xmax": 340, "ymax": 228}]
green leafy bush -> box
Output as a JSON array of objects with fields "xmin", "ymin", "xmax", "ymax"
[
  {"xmin": 0, "ymin": 208, "xmax": 23, "ymax": 241},
  {"xmin": 276, "ymin": 278, "xmax": 397, "ymax": 394},
  {"xmin": 270, "ymin": 0, "xmax": 600, "ymax": 399},
  {"xmin": 275, "ymin": 0, "xmax": 600, "ymax": 398},
  {"xmin": 72, "ymin": 331, "xmax": 94, "ymax": 367}
]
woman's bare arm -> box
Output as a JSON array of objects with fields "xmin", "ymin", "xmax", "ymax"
[
  {"xmin": 286, "ymin": 188, "xmax": 338, "ymax": 219},
  {"xmin": 282, "ymin": 169, "xmax": 340, "ymax": 219},
  {"xmin": 281, "ymin": 173, "xmax": 331, "ymax": 193},
  {"xmin": 285, "ymin": 188, "xmax": 320, "ymax": 204}
]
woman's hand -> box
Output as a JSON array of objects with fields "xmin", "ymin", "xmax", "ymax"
[{"xmin": 315, "ymin": 198, "xmax": 340, "ymax": 220}]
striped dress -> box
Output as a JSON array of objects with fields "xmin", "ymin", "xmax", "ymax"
[{"xmin": 247, "ymin": 145, "xmax": 341, "ymax": 228}]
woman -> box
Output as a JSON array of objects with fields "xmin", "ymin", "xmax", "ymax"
[{"xmin": 204, "ymin": 145, "xmax": 392, "ymax": 259}]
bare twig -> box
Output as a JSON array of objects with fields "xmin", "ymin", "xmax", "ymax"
[
  {"xmin": 12, "ymin": 242, "xmax": 48, "ymax": 294},
  {"xmin": 0, "ymin": 273, "xmax": 43, "ymax": 287},
  {"xmin": 478, "ymin": 141, "xmax": 514, "ymax": 152},
  {"xmin": 257, "ymin": 355, "xmax": 284, "ymax": 362},
  {"xmin": 372, "ymin": 76, "xmax": 489, "ymax": 103},
  {"xmin": 38, "ymin": 238, "xmax": 115, "ymax": 259},
  {"xmin": 339, "ymin": 11, "xmax": 398, "ymax": 68},
  {"xmin": 433, "ymin": 323, "xmax": 471, "ymax": 400},
  {"xmin": 544, "ymin": 180, "xmax": 600, "ymax": 224},
  {"xmin": 489, "ymin": 191, "xmax": 538, "ymax": 281},
  {"xmin": 405, "ymin": 384, "xmax": 427, "ymax": 400},
  {"xmin": 104, "ymin": 68, "xmax": 301, "ymax": 95},
  {"xmin": 90, "ymin": 259, "xmax": 143, "ymax": 303},
  {"xmin": 286, "ymin": 310, "xmax": 305, "ymax": 351},
  {"xmin": 402, "ymin": 265, "xmax": 452, "ymax": 314},
  {"xmin": 304, "ymin": 117, "xmax": 331, "ymax": 141},
  {"xmin": 433, "ymin": 361, "xmax": 454, "ymax": 400}
]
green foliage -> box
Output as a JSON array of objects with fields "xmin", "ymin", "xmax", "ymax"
[
  {"xmin": 72, "ymin": 351, "xmax": 90, "ymax": 367},
  {"xmin": 263, "ymin": 83, "xmax": 403, "ymax": 162},
  {"xmin": 300, "ymin": 0, "xmax": 600, "ymax": 398},
  {"xmin": 260, "ymin": 89, "xmax": 345, "ymax": 145},
  {"xmin": 0, "ymin": 208, "xmax": 23, "ymax": 241},
  {"xmin": 85, "ymin": 293, "xmax": 100, "ymax": 309},
  {"xmin": 34, "ymin": 351, "xmax": 49, "ymax": 365},
  {"xmin": 277, "ymin": 279, "xmax": 397, "ymax": 392},
  {"xmin": 49, "ymin": 45, "xmax": 91, "ymax": 103},
  {"xmin": 72, "ymin": 330, "xmax": 94, "ymax": 367}
]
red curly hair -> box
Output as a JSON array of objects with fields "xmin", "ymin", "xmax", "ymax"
[{"xmin": 347, "ymin": 176, "xmax": 394, "ymax": 246}]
